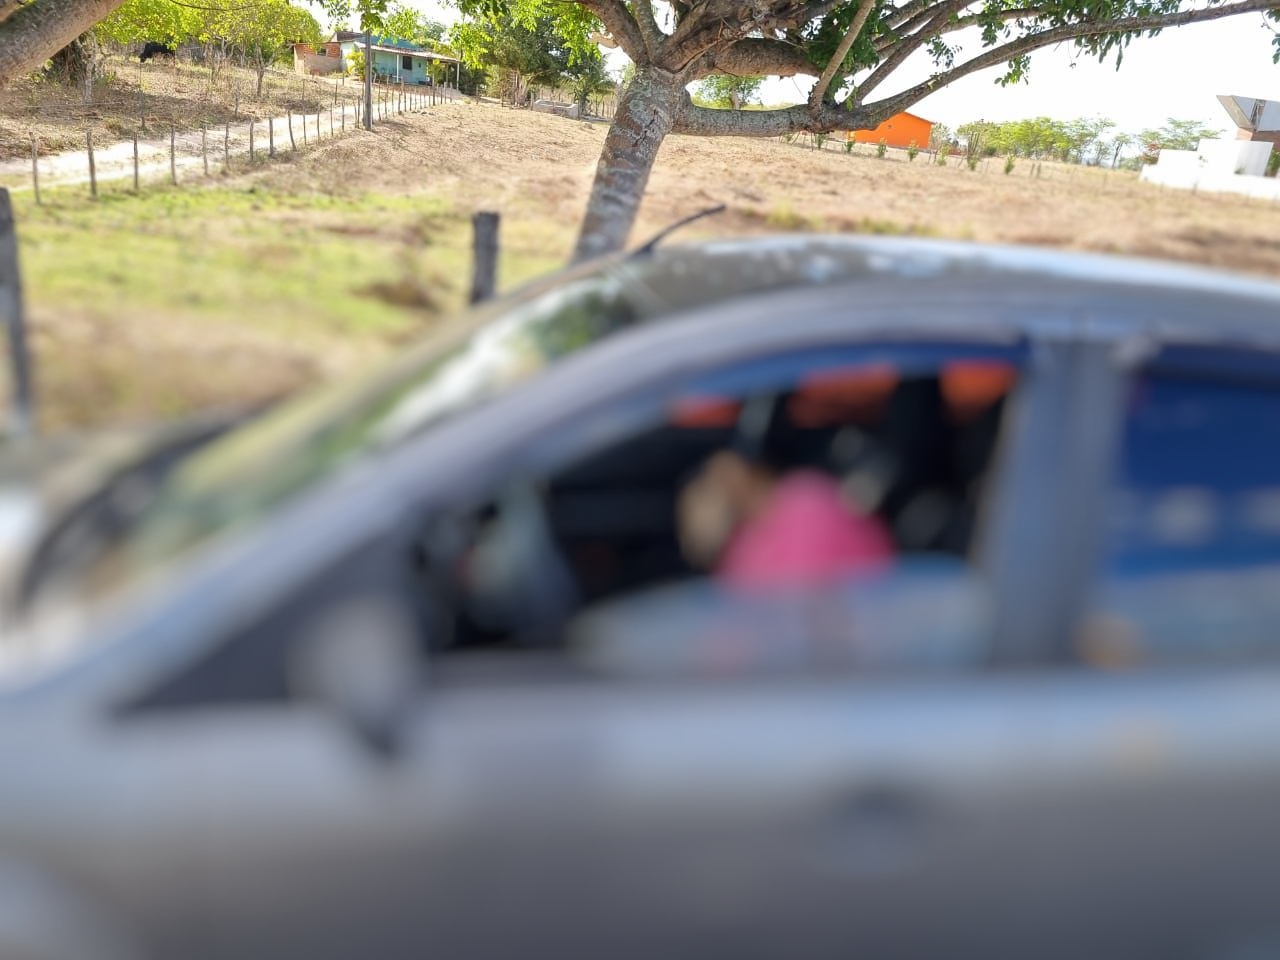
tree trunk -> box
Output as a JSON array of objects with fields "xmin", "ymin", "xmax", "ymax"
[
  {"xmin": 571, "ymin": 69, "xmax": 678, "ymax": 264},
  {"xmin": 47, "ymin": 31, "xmax": 94, "ymax": 84},
  {"xmin": 0, "ymin": 0, "xmax": 125, "ymax": 87}
]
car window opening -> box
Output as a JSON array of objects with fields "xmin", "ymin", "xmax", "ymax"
[{"xmin": 424, "ymin": 349, "xmax": 1020, "ymax": 679}]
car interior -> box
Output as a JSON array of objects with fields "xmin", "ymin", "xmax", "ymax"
[
  {"xmin": 125, "ymin": 341, "xmax": 1024, "ymax": 711},
  {"xmin": 426, "ymin": 344, "xmax": 1022, "ymax": 661}
]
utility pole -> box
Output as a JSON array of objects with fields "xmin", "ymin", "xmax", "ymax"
[{"xmin": 363, "ymin": 29, "xmax": 373, "ymax": 131}]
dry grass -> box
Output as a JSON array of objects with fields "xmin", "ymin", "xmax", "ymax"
[
  {"xmin": 0, "ymin": 55, "xmax": 360, "ymax": 161},
  {"xmin": 9, "ymin": 100, "xmax": 1280, "ymax": 431}
]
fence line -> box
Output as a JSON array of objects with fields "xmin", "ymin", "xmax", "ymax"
[{"xmin": 15, "ymin": 75, "xmax": 461, "ymax": 200}]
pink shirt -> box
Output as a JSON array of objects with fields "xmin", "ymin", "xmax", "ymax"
[{"xmin": 717, "ymin": 471, "xmax": 894, "ymax": 589}]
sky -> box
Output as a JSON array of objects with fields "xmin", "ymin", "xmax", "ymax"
[{"xmin": 385, "ymin": 0, "xmax": 1280, "ymax": 137}]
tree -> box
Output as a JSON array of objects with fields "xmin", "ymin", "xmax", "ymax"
[
  {"xmin": 451, "ymin": 13, "xmax": 585, "ymax": 104},
  {"xmin": 694, "ymin": 73, "xmax": 763, "ymax": 109},
  {"xmin": 209, "ymin": 0, "xmax": 321, "ymax": 95},
  {"xmin": 567, "ymin": 49, "xmax": 616, "ymax": 112},
  {"xmin": 4, "ymin": 0, "xmax": 1280, "ymax": 261},
  {"xmin": 94, "ymin": 0, "xmax": 320, "ymax": 95},
  {"xmin": 1138, "ymin": 117, "xmax": 1221, "ymax": 162},
  {"xmin": 446, "ymin": 0, "xmax": 1280, "ymax": 262},
  {"xmin": 383, "ymin": 2, "xmax": 446, "ymax": 46}
]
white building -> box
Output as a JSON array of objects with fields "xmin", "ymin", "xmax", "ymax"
[{"xmin": 1141, "ymin": 94, "xmax": 1280, "ymax": 200}]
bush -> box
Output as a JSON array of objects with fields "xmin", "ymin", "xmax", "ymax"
[
  {"xmin": 936, "ymin": 145, "xmax": 950, "ymax": 166},
  {"xmin": 966, "ymin": 155, "xmax": 979, "ymax": 171},
  {"xmin": 1268, "ymin": 152, "xmax": 1280, "ymax": 178},
  {"xmin": 876, "ymin": 138, "xmax": 887, "ymax": 159},
  {"xmin": 1003, "ymin": 155, "xmax": 1016, "ymax": 175},
  {"xmin": 906, "ymin": 140, "xmax": 919, "ymax": 162},
  {"xmin": 813, "ymin": 132, "xmax": 829, "ymax": 150},
  {"xmin": 843, "ymin": 138, "xmax": 854, "ymax": 154}
]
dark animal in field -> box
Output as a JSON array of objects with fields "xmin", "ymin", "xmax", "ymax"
[{"xmin": 139, "ymin": 43, "xmax": 175, "ymax": 62}]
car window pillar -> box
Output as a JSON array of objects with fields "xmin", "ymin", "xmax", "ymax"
[{"xmin": 980, "ymin": 337, "xmax": 1126, "ymax": 666}]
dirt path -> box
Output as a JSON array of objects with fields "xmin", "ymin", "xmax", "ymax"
[{"xmin": 0, "ymin": 90, "xmax": 462, "ymax": 192}]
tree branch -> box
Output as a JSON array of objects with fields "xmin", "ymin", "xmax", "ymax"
[
  {"xmin": 868, "ymin": 0, "xmax": 1280, "ymax": 120},
  {"xmin": 631, "ymin": 0, "xmax": 667, "ymax": 55},
  {"xmin": 0, "ymin": 0, "xmax": 128, "ymax": 87},
  {"xmin": 855, "ymin": 0, "xmax": 966, "ymax": 101},
  {"xmin": 808, "ymin": 0, "xmax": 875, "ymax": 107},
  {"xmin": 577, "ymin": 0, "xmax": 646, "ymax": 59},
  {"xmin": 684, "ymin": 36, "xmax": 817, "ymax": 79},
  {"xmin": 0, "ymin": 0, "xmax": 28, "ymax": 27},
  {"xmin": 675, "ymin": 96, "xmax": 869, "ymax": 135}
]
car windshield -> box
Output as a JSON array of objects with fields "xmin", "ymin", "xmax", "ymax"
[{"xmin": 29, "ymin": 269, "xmax": 641, "ymax": 607}]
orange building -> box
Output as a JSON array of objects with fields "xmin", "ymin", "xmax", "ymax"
[{"xmin": 848, "ymin": 112, "xmax": 933, "ymax": 150}]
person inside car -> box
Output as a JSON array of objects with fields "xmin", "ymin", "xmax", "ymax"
[{"xmin": 677, "ymin": 450, "xmax": 894, "ymax": 589}]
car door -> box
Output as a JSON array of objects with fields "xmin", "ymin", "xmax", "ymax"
[
  {"xmin": 1010, "ymin": 341, "xmax": 1280, "ymax": 960},
  {"xmin": 76, "ymin": 304, "xmax": 1080, "ymax": 960}
]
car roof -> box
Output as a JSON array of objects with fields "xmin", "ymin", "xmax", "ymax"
[{"xmin": 601, "ymin": 235, "xmax": 1280, "ymax": 333}]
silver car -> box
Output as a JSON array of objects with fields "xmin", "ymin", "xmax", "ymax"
[{"xmin": 4, "ymin": 236, "xmax": 1280, "ymax": 960}]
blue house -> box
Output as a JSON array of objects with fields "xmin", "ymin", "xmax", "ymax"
[{"xmin": 326, "ymin": 31, "xmax": 458, "ymax": 85}]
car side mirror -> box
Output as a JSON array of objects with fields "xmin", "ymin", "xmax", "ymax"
[{"xmin": 288, "ymin": 592, "xmax": 426, "ymax": 762}]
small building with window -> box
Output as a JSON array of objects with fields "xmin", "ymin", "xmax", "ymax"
[{"xmin": 293, "ymin": 31, "xmax": 458, "ymax": 84}]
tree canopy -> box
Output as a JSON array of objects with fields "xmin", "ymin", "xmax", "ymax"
[
  {"xmin": 451, "ymin": 10, "xmax": 611, "ymax": 103},
  {"xmin": 694, "ymin": 74, "xmax": 764, "ymax": 109}
]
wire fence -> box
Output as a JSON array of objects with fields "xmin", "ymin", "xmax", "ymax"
[
  {"xmin": 3, "ymin": 51, "xmax": 463, "ymax": 199},
  {"xmin": 1, "ymin": 49, "xmax": 460, "ymax": 163}
]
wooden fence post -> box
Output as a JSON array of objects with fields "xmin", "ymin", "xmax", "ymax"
[
  {"xmin": 288, "ymin": 111, "xmax": 296, "ymax": 150},
  {"xmin": 29, "ymin": 138, "xmax": 39, "ymax": 206},
  {"xmin": 469, "ymin": 211, "xmax": 500, "ymax": 304},
  {"xmin": 0, "ymin": 189, "xmax": 33, "ymax": 436},
  {"xmin": 169, "ymin": 126, "xmax": 177, "ymax": 185},
  {"xmin": 132, "ymin": 136, "xmax": 140, "ymax": 191},
  {"xmin": 269, "ymin": 115, "xmax": 275, "ymax": 157},
  {"xmin": 249, "ymin": 119, "xmax": 255, "ymax": 162},
  {"xmin": 302, "ymin": 110, "xmax": 307, "ymax": 145},
  {"xmin": 86, "ymin": 130, "xmax": 97, "ymax": 199},
  {"xmin": 224, "ymin": 123, "xmax": 230, "ymax": 171},
  {"xmin": 201, "ymin": 123, "xmax": 208, "ymax": 175}
]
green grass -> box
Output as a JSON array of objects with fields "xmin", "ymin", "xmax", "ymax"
[
  {"xmin": 16, "ymin": 185, "xmax": 462, "ymax": 343},
  {"xmin": 6, "ymin": 180, "xmax": 567, "ymax": 428}
]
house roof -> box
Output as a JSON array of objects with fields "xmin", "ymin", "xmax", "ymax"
[
  {"xmin": 1218, "ymin": 94, "xmax": 1280, "ymax": 134},
  {"xmin": 330, "ymin": 32, "xmax": 458, "ymax": 63},
  {"xmin": 886, "ymin": 111, "xmax": 933, "ymax": 126}
]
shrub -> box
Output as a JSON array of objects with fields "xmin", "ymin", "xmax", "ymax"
[
  {"xmin": 813, "ymin": 132, "xmax": 829, "ymax": 150},
  {"xmin": 1003, "ymin": 155, "xmax": 1016, "ymax": 175},
  {"xmin": 966, "ymin": 154, "xmax": 979, "ymax": 171},
  {"xmin": 876, "ymin": 138, "xmax": 888, "ymax": 158},
  {"xmin": 843, "ymin": 138, "xmax": 854, "ymax": 154},
  {"xmin": 1268, "ymin": 152, "xmax": 1280, "ymax": 178},
  {"xmin": 936, "ymin": 145, "xmax": 950, "ymax": 166},
  {"xmin": 906, "ymin": 140, "xmax": 919, "ymax": 162},
  {"xmin": 766, "ymin": 204, "xmax": 810, "ymax": 230}
]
